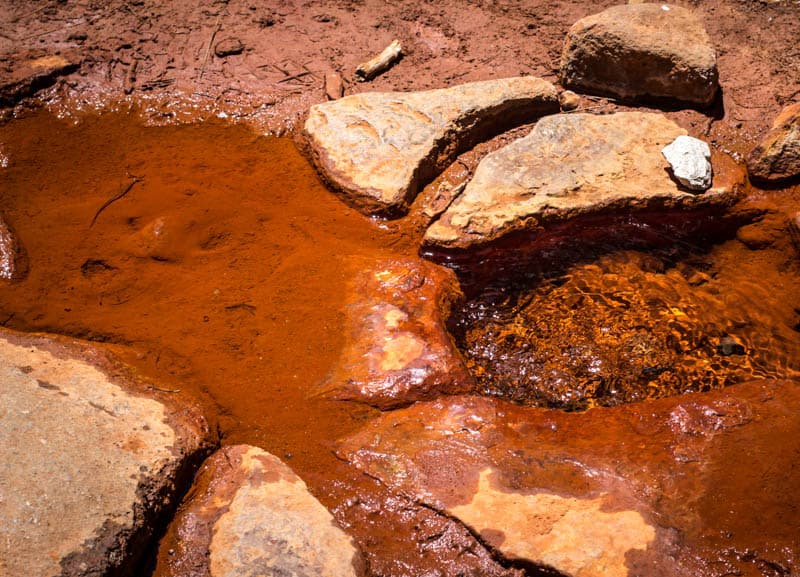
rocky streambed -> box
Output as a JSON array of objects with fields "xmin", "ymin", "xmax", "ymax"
[{"xmin": 1, "ymin": 1, "xmax": 800, "ymax": 577}]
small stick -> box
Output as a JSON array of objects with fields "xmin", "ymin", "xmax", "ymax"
[
  {"xmin": 277, "ymin": 70, "xmax": 313, "ymax": 83},
  {"xmin": 355, "ymin": 39, "xmax": 402, "ymax": 81},
  {"xmin": 199, "ymin": 14, "xmax": 222, "ymax": 79},
  {"xmin": 147, "ymin": 385, "xmax": 181, "ymax": 393},
  {"xmin": 90, "ymin": 173, "xmax": 141, "ymax": 228}
]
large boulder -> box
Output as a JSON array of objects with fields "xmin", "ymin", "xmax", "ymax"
[
  {"xmin": 162, "ymin": 445, "xmax": 365, "ymax": 577},
  {"xmin": 302, "ymin": 76, "xmax": 559, "ymax": 216},
  {"xmin": 424, "ymin": 112, "xmax": 741, "ymax": 253},
  {"xmin": 560, "ymin": 4, "xmax": 719, "ymax": 106},
  {"xmin": 0, "ymin": 328, "xmax": 212, "ymax": 577},
  {"xmin": 746, "ymin": 102, "xmax": 800, "ymax": 184},
  {"xmin": 339, "ymin": 380, "xmax": 800, "ymax": 577},
  {"xmin": 318, "ymin": 257, "xmax": 474, "ymax": 409}
]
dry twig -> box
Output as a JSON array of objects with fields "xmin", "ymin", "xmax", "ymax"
[
  {"xmin": 90, "ymin": 173, "xmax": 142, "ymax": 228},
  {"xmin": 199, "ymin": 13, "xmax": 223, "ymax": 78}
]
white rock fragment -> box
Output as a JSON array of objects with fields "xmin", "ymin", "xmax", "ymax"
[{"xmin": 661, "ymin": 135, "xmax": 712, "ymax": 191}]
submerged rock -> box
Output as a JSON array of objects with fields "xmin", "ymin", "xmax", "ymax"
[
  {"xmin": 424, "ymin": 112, "xmax": 739, "ymax": 253},
  {"xmin": 302, "ymin": 76, "xmax": 559, "ymax": 215},
  {"xmin": 661, "ymin": 135, "xmax": 713, "ymax": 191},
  {"xmin": 164, "ymin": 445, "xmax": 365, "ymax": 577},
  {"xmin": 339, "ymin": 380, "xmax": 800, "ymax": 576},
  {"xmin": 746, "ymin": 102, "xmax": 800, "ymax": 184},
  {"xmin": 0, "ymin": 328, "xmax": 212, "ymax": 577},
  {"xmin": 560, "ymin": 4, "xmax": 719, "ymax": 106},
  {"xmin": 319, "ymin": 257, "xmax": 474, "ymax": 409}
]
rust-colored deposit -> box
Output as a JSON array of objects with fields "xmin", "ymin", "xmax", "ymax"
[{"xmin": 0, "ymin": 109, "xmax": 425, "ymax": 472}]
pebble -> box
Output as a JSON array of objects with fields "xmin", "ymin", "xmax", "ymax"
[
  {"xmin": 214, "ymin": 38, "xmax": 244, "ymax": 57},
  {"xmin": 661, "ymin": 135, "xmax": 712, "ymax": 191},
  {"xmin": 559, "ymin": 90, "xmax": 580, "ymax": 110},
  {"xmin": 717, "ymin": 336, "xmax": 746, "ymax": 356}
]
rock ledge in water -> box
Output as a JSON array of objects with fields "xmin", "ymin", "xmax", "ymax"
[
  {"xmin": 339, "ymin": 379, "xmax": 800, "ymax": 577},
  {"xmin": 319, "ymin": 257, "xmax": 474, "ymax": 409},
  {"xmin": 302, "ymin": 77, "xmax": 559, "ymax": 215},
  {"xmin": 424, "ymin": 112, "xmax": 740, "ymax": 253}
]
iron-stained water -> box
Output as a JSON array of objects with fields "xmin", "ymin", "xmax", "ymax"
[{"xmin": 451, "ymin": 244, "xmax": 800, "ymax": 410}]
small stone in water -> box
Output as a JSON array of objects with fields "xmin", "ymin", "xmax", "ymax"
[
  {"xmin": 717, "ymin": 336, "xmax": 745, "ymax": 356},
  {"xmin": 661, "ymin": 135, "xmax": 713, "ymax": 191}
]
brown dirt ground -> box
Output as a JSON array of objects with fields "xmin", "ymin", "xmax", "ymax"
[{"xmin": 0, "ymin": 0, "xmax": 797, "ymax": 145}]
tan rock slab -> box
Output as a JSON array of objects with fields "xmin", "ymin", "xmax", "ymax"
[
  {"xmin": 302, "ymin": 76, "xmax": 559, "ymax": 215},
  {"xmin": 339, "ymin": 379, "xmax": 800, "ymax": 576},
  {"xmin": 747, "ymin": 102, "xmax": 800, "ymax": 184},
  {"xmin": 424, "ymin": 112, "xmax": 740, "ymax": 252},
  {"xmin": 560, "ymin": 4, "xmax": 719, "ymax": 106},
  {"xmin": 164, "ymin": 445, "xmax": 365, "ymax": 577},
  {"xmin": 318, "ymin": 257, "xmax": 474, "ymax": 409},
  {"xmin": 0, "ymin": 328, "xmax": 212, "ymax": 577}
]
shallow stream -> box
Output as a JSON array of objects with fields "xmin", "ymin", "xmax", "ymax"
[{"xmin": 1, "ymin": 109, "xmax": 799, "ymax": 575}]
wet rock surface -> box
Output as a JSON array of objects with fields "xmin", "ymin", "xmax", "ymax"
[
  {"xmin": 325, "ymin": 464, "xmax": 523, "ymax": 577},
  {"xmin": 339, "ymin": 380, "xmax": 800, "ymax": 577},
  {"xmin": 747, "ymin": 102, "xmax": 800, "ymax": 184},
  {"xmin": 0, "ymin": 328, "xmax": 212, "ymax": 577},
  {"xmin": 560, "ymin": 4, "xmax": 719, "ymax": 106},
  {"xmin": 163, "ymin": 445, "xmax": 364, "ymax": 577},
  {"xmin": 424, "ymin": 112, "xmax": 740, "ymax": 253},
  {"xmin": 0, "ymin": 213, "xmax": 26, "ymax": 281},
  {"xmin": 302, "ymin": 76, "xmax": 559, "ymax": 215},
  {"xmin": 320, "ymin": 257, "xmax": 474, "ymax": 409}
]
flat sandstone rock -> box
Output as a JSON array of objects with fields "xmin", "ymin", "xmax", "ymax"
[
  {"xmin": 0, "ymin": 329, "xmax": 211, "ymax": 577},
  {"xmin": 560, "ymin": 4, "xmax": 719, "ymax": 106},
  {"xmin": 424, "ymin": 112, "xmax": 739, "ymax": 252},
  {"xmin": 339, "ymin": 380, "xmax": 800, "ymax": 577},
  {"xmin": 164, "ymin": 445, "xmax": 364, "ymax": 577},
  {"xmin": 303, "ymin": 76, "xmax": 559, "ymax": 215}
]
